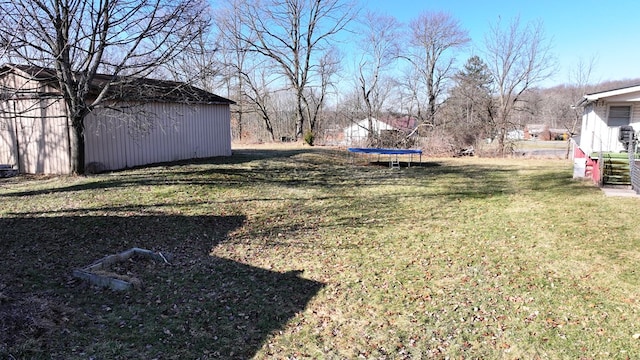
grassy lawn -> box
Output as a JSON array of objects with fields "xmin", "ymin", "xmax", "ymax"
[
  {"xmin": 2, "ymin": 146, "xmax": 640, "ymax": 359},
  {"xmin": 513, "ymin": 140, "xmax": 569, "ymax": 150}
]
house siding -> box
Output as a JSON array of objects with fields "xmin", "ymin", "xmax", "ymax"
[
  {"xmin": 581, "ymin": 102, "xmax": 640, "ymax": 155},
  {"xmin": 576, "ymin": 85, "xmax": 640, "ymax": 186},
  {"xmin": 633, "ymin": 104, "xmax": 640, "ymax": 126},
  {"xmin": 84, "ymin": 102, "xmax": 231, "ymax": 171},
  {"xmin": 343, "ymin": 118, "xmax": 396, "ymax": 146}
]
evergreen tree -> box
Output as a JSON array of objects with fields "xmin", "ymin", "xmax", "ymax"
[{"xmin": 442, "ymin": 55, "xmax": 495, "ymax": 147}]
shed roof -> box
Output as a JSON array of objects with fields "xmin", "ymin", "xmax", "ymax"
[{"xmin": 1, "ymin": 63, "xmax": 234, "ymax": 105}]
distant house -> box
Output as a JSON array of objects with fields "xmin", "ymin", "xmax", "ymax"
[
  {"xmin": 0, "ymin": 64, "xmax": 234, "ymax": 174},
  {"xmin": 524, "ymin": 124, "xmax": 547, "ymax": 140},
  {"xmin": 506, "ymin": 129, "xmax": 524, "ymax": 140},
  {"xmin": 524, "ymin": 124, "xmax": 569, "ymax": 141},
  {"xmin": 343, "ymin": 116, "xmax": 417, "ymax": 146},
  {"xmin": 573, "ymin": 84, "xmax": 640, "ymax": 185}
]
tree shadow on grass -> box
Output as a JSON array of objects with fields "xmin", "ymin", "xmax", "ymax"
[
  {"xmin": 0, "ymin": 148, "xmax": 546, "ymax": 202},
  {"xmin": 0, "ymin": 214, "xmax": 324, "ymax": 359},
  {"xmin": 366, "ymin": 160, "xmax": 439, "ymax": 168},
  {"xmin": 0, "ymin": 148, "xmax": 319, "ymax": 198}
]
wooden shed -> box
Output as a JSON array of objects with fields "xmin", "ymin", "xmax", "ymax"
[{"xmin": 0, "ymin": 64, "xmax": 234, "ymax": 174}]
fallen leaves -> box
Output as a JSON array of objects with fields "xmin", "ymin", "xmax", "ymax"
[{"xmin": 2, "ymin": 151, "xmax": 640, "ymax": 359}]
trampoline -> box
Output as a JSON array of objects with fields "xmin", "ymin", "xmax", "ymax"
[{"xmin": 348, "ymin": 147, "xmax": 423, "ymax": 168}]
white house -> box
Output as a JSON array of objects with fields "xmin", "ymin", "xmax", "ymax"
[
  {"xmin": 573, "ymin": 84, "xmax": 640, "ymax": 184},
  {"xmin": 0, "ymin": 64, "xmax": 234, "ymax": 174},
  {"xmin": 343, "ymin": 116, "xmax": 416, "ymax": 146},
  {"xmin": 576, "ymin": 84, "xmax": 640, "ymax": 155}
]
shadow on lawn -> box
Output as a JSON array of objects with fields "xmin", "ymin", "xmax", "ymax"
[
  {"xmin": 0, "ymin": 147, "xmax": 556, "ymax": 201},
  {"xmin": 0, "ymin": 213, "xmax": 324, "ymax": 359},
  {"xmin": 0, "ymin": 148, "xmax": 317, "ymax": 198},
  {"xmin": 1, "ymin": 160, "xmax": 540, "ymax": 207}
]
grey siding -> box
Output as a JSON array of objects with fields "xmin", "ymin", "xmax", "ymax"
[
  {"xmin": 84, "ymin": 102, "xmax": 231, "ymax": 171},
  {"xmin": 0, "ymin": 97, "xmax": 70, "ymax": 174},
  {"xmin": 0, "ymin": 100, "xmax": 17, "ymax": 166},
  {"xmin": 1, "ymin": 66, "xmax": 233, "ymax": 174}
]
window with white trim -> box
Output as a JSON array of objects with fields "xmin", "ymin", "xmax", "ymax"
[{"xmin": 608, "ymin": 105, "xmax": 631, "ymax": 126}]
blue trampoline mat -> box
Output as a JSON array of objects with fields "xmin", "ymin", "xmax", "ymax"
[{"xmin": 348, "ymin": 147, "xmax": 422, "ymax": 155}]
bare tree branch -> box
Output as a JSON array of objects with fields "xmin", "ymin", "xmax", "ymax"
[
  {"xmin": 405, "ymin": 11, "xmax": 469, "ymax": 129},
  {"xmin": 483, "ymin": 16, "xmax": 556, "ymax": 155},
  {"xmin": 357, "ymin": 11, "xmax": 402, "ymax": 143},
  {"xmin": 0, "ymin": 0, "xmax": 210, "ymax": 174},
  {"xmin": 228, "ymin": 0, "xmax": 357, "ymax": 139}
]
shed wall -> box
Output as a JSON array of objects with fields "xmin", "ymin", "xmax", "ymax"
[
  {"xmin": 0, "ymin": 100, "xmax": 17, "ymax": 166},
  {"xmin": 0, "ymin": 97, "xmax": 70, "ymax": 174},
  {"xmin": 0, "ymin": 69, "xmax": 58, "ymax": 94},
  {"xmin": 84, "ymin": 102, "xmax": 231, "ymax": 171}
]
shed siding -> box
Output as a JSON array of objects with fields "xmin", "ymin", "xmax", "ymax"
[
  {"xmin": 2, "ymin": 67, "xmax": 233, "ymax": 174},
  {"xmin": 85, "ymin": 102, "xmax": 231, "ymax": 171},
  {"xmin": 0, "ymin": 69, "xmax": 57, "ymax": 93},
  {"xmin": 0, "ymin": 97, "xmax": 69, "ymax": 174},
  {"xmin": 0, "ymin": 100, "xmax": 18, "ymax": 166}
]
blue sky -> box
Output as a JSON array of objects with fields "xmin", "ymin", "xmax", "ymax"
[{"xmin": 363, "ymin": 0, "xmax": 640, "ymax": 87}]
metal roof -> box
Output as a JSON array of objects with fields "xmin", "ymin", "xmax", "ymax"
[{"xmin": 1, "ymin": 63, "xmax": 235, "ymax": 105}]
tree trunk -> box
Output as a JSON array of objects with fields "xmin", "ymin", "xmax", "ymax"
[
  {"xmin": 69, "ymin": 118, "xmax": 85, "ymax": 175},
  {"xmin": 497, "ymin": 127, "xmax": 507, "ymax": 157},
  {"xmin": 295, "ymin": 93, "xmax": 305, "ymax": 139}
]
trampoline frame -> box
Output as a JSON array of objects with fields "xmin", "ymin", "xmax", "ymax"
[{"xmin": 348, "ymin": 147, "xmax": 422, "ymax": 168}]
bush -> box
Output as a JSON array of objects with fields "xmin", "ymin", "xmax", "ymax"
[{"xmin": 304, "ymin": 131, "xmax": 315, "ymax": 146}]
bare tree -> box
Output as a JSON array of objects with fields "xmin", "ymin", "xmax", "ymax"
[
  {"xmin": 231, "ymin": 0, "xmax": 357, "ymax": 140},
  {"xmin": 484, "ymin": 16, "xmax": 556, "ymax": 155},
  {"xmin": 214, "ymin": 0, "xmax": 257, "ymax": 141},
  {"xmin": 565, "ymin": 56, "xmax": 597, "ymax": 158},
  {"xmin": 304, "ymin": 48, "xmax": 341, "ymax": 138},
  {"xmin": 164, "ymin": 31, "xmax": 221, "ymax": 94},
  {"xmin": 337, "ymin": 88, "xmax": 366, "ymax": 130},
  {"xmin": 240, "ymin": 66, "xmax": 279, "ymax": 141},
  {"xmin": 356, "ymin": 11, "xmax": 402, "ymax": 144},
  {"xmin": 0, "ymin": 0, "xmax": 209, "ymax": 174},
  {"xmin": 406, "ymin": 11, "xmax": 469, "ymax": 130}
]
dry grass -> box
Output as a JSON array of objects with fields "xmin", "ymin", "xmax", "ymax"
[{"xmin": 1, "ymin": 145, "xmax": 640, "ymax": 359}]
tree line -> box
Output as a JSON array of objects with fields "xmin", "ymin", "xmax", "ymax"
[
  {"xmin": 196, "ymin": 1, "xmax": 577, "ymax": 154},
  {"xmin": 0, "ymin": 0, "xmax": 634, "ymax": 174}
]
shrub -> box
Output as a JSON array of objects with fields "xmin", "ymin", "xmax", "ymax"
[{"xmin": 304, "ymin": 131, "xmax": 315, "ymax": 146}]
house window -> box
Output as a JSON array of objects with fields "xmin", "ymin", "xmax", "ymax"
[{"xmin": 608, "ymin": 105, "xmax": 631, "ymax": 126}]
